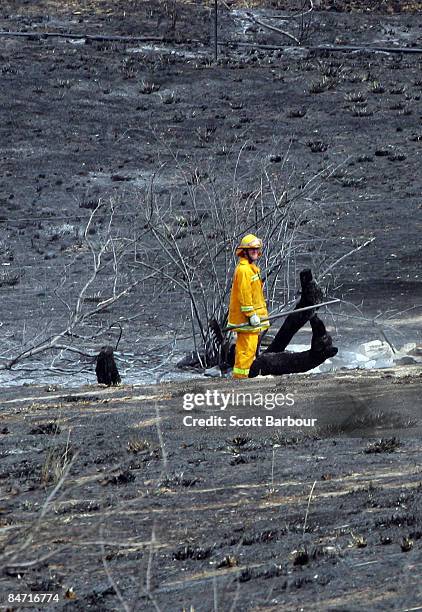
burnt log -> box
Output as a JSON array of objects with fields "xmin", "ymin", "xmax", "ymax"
[
  {"xmin": 249, "ymin": 315, "xmax": 337, "ymax": 378},
  {"xmin": 95, "ymin": 346, "xmax": 121, "ymax": 386}
]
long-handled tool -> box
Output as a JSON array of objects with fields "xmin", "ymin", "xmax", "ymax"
[{"xmin": 222, "ymin": 298, "xmax": 340, "ymax": 332}]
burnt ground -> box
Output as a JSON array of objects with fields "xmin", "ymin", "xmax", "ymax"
[
  {"xmin": 0, "ymin": 0, "xmax": 421, "ymax": 385},
  {"xmin": 0, "ymin": 367, "xmax": 421, "ymax": 611},
  {"xmin": 0, "ymin": 1, "xmax": 422, "ymax": 609}
]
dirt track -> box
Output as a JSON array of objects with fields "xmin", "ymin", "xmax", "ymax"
[{"xmin": 0, "ymin": 366, "xmax": 421, "ymax": 610}]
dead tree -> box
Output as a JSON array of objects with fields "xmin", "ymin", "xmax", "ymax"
[
  {"xmin": 137, "ymin": 146, "xmax": 347, "ymax": 369},
  {"xmin": 0, "ymin": 199, "xmax": 155, "ymax": 374}
]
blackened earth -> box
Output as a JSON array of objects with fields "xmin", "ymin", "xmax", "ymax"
[
  {"xmin": 0, "ymin": 2, "xmax": 422, "ymax": 609},
  {"xmin": 0, "ymin": 0, "xmax": 421, "ymax": 386},
  {"xmin": 0, "ymin": 367, "xmax": 421, "ymax": 610}
]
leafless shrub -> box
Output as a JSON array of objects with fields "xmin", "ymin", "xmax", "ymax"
[
  {"xmin": 370, "ymin": 80, "xmax": 385, "ymax": 94},
  {"xmin": 0, "ymin": 199, "xmax": 155, "ymax": 373},
  {"xmin": 41, "ymin": 436, "xmax": 73, "ymax": 486},
  {"xmin": 309, "ymin": 75, "xmax": 336, "ymax": 94},
  {"xmin": 0, "ymin": 269, "xmax": 21, "ymax": 287},
  {"xmin": 345, "ymin": 91, "xmax": 366, "ymax": 103},
  {"xmin": 307, "ymin": 139, "xmax": 328, "ymax": 153},
  {"xmin": 244, "ymin": 0, "xmax": 316, "ymax": 46},
  {"xmin": 134, "ymin": 144, "xmax": 339, "ymax": 367},
  {"xmin": 351, "ymin": 105, "xmax": 373, "ymax": 117},
  {"xmin": 139, "ymin": 80, "xmax": 160, "ymax": 94}
]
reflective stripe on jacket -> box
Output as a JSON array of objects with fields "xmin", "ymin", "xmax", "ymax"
[{"xmin": 228, "ymin": 257, "xmax": 269, "ymax": 333}]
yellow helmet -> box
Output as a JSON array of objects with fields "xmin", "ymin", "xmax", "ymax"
[{"xmin": 235, "ymin": 234, "xmax": 263, "ymax": 257}]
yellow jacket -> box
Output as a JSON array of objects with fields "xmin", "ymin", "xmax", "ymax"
[{"xmin": 228, "ymin": 258, "xmax": 270, "ymax": 333}]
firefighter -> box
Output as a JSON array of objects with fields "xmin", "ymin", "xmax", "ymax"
[{"xmin": 228, "ymin": 234, "xmax": 270, "ymax": 379}]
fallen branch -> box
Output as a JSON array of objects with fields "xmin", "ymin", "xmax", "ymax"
[
  {"xmin": 218, "ymin": 41, "xmax": 422, "ymax": 55},
  {"xmin": 245, "ymin": 12, "xmax": 301, "ymax": 45},
  {"xmin": 0, "ymin": 30, "xmax": 169, "ymax": 43},
  {"xmin": 318, "ymin": 238, "xmax": 375, "ymax": 280},
  {"xmin": 0, "ymin": 200, "xmax": 157, "ymax": 372}
]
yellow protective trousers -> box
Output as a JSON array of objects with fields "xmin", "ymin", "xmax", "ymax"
[{"xmin": 233, "ymin": 333, "xmax": 259, "ymax": 379}]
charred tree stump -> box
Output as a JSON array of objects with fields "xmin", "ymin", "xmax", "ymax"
[
  {"xmin": 249, "ymin": 315, "xmax": 338, "ymax": 378},
  {"xmin": 95, "ymin": 346, "xmax": 121, "ymax": 386},
  {"xmin": 265, "ymin": 269, "xmax": 324, "ymax": 354}
]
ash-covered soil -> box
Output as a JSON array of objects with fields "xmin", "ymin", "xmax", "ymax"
[
  {"xmin": 0, "ymin": 3, "xmax": 422, "ymax": 607},
  {"xmin": 0, "ymin": 0, "xmax": 421, "ymax": 385},
  {"xmin": 0, "ymin": 367, "xmax": 421, "ymax": 610}
]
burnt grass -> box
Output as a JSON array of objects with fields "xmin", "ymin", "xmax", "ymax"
[
  {"xmin": 0, "ymin": 0, "xmax": 422, "ymax": 609},
  {"xmin": 0, "ymin": 368, "xmax": 422, "ymax": 610}
]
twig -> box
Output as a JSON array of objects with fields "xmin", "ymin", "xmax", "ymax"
[
  {"xmin": 245, "ymin": 12, "xmax": 300, "ymax": 45},
  {"xmin": 318, "ymin": 238, "xmax": 375, "ymax": 280},
  {"xmin": 379, "ymin": 329, "xmax": 397, "ymax": 355},
  {"xmin": 303, "ymin": 480, "xmax": 317, "ymax": 536},
  {"xmin": 100, "ymin": 525, "xmax": 131, "ymax": 612}
]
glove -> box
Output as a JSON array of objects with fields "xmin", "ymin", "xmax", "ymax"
[{"xmin": 249, "ymin": 314, "xmax": 260, "ymax": 327}]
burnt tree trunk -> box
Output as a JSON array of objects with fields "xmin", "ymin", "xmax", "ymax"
[{"xmin": 265, "ymin": 269, "xmax": 324, "ymax": 354}]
